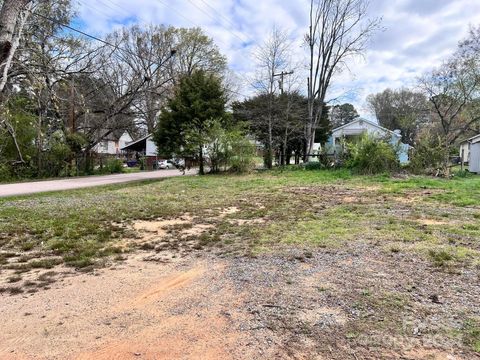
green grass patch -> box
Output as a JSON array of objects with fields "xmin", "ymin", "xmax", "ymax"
[
  {"xmin": 0, "ymin": 169, "xmax": 479, "ymax": 271},
  {"xmin": 463, "ymin": 319, "xmax": 480, "ymax": 352}
]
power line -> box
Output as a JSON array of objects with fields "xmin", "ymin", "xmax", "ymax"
[
  {"xmin": 97, "ymin": 0, "xmax": 131, "ymax": 16},
  {"xmin": 198, "ymin": 0, "xmax": 256, "ymax": 45},
  {"xmin": 76, "ymin": 0, "xmax": 255, "ymax": 86},
  {"xmin": 153, "ymin": 0, "xmax": 254, "ymax": 70},
  {"xmin": 76, "ymin": 0, "xmax": 119, "ymax": 21},
  {"xmin": 31, "ymin": 11, "xmax": 174, "ymax": 69},
  {"xmin": 186, "ymin": 0, "xmax": 252, "ymax": 46}
]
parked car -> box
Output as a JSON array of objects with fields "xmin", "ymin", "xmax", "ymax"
[{"xmin": 157, "ymin": 160, "xmax": 175, "ymax": 169}]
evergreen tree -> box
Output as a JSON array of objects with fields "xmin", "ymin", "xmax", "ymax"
[
  {"xmin": 330, "ymin": 103, "xmax": 359, "ymax": 128},
  {"xmin": 153, "ymin": 70, "xmax": 227, "ymax": 175}
]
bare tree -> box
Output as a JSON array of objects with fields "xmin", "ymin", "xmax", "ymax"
[
  {"xmin": 305, "ymin": 0, "xmax": 380, "ymax": 161},
  {"xmin": 171, "ymin": 27, "xmax": 227, "ymax": 79},
  {"xmin": 107, "ymin": 25, "xmax": 177, "ymax": 134},
  {"xmin": 419, "ymin": 60, "xmax": 480, "ymax": 174},
  {"xmin": 252, "ymin": 27, "xmax": 291, "ymax": 168},
  {"xmin": 99, "ymin": 25, "xmax": 228, "ymax": 134}
]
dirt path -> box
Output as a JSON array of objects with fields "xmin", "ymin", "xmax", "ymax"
[
  {"xmin": 0, "ymin": 255, "xmax": 244, "ymax": 360},
  {"xmin": 0, "ymin": 169, "xmax": 196, "ymax": 198}
]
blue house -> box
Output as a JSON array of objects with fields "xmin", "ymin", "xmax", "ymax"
[{"xmin": 313, "ymin": 118, "xmax": 410, "ymax": 164}]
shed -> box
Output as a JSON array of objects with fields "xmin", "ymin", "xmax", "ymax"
[
  {"xmin": 469, "ymin": 135, "xmax": 480, "ymax": 174},
  {"xmin": 120, "ymin": 134, "xmax": 159, "ymax": 169},
  {"xmin": 459, "ymin": 134, "xmax": 480, "ymax": 166},
  {"xmin": 120, "ymin": 134, "xmax": 158, "ymax": 156}
]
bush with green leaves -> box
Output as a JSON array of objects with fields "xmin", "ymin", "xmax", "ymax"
[
  {"xmin": 346, "ymin": 134, "xmax": 400, "ymax": 175},
  {"xmin": 0, "ymin": 164, "xmax": 12, "ymax": 182},
  {"xmin": 408, "ymin": 134, "xmax": 445, "ymax": 175},
  {"xmin": 304, "ymin": 162, "xmax": 325, "ymax": 171},
  {"xmin": 104, "ymin": 158, "xmax": 124, "ymax": 174},
  {"xmin": 203, "ymin": 119, "xmax": 256, "ymax": 174},
  {"xmin": 227, "ymin": 131, "xmax": 256, "ymax": 173}
]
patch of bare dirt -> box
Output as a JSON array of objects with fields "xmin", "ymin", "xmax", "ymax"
[
  {"xmin": 228, "ymin": 218, "xmax": 267, "ymax": 226},
  {"xmin": 218, "ymin": 206, "xmax": 241, "ymax": 217},
  {"xmin": 394, "ymin": 189, "xmax": 446, "ymax": 205},
  {"xmin": 415, "ymin": 218, "xmax": 449, "ymax": 226},
  {"xmin": 0, "ymin": 255, "xmax": 249, "ymax": 360},
  {"xmin": 1, "ymin": 243, "xmax": 479, "ymax": 359},
  {"xmin": 133, "ymin": 216, "xmax": 192, "ymax": 233}
]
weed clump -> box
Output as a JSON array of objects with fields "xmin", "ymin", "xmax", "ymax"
[{"xmin": 428, "ymin": 249, "xmax": 454, "ymax": 267}]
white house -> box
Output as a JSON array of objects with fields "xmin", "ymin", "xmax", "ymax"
[
  {"xmin": 313, "ymin": 118, "xmax": 410, "ymax": 164},
  {"xmin": 94, "ymin": 130, "xmax": 133, "ymax": 156}
]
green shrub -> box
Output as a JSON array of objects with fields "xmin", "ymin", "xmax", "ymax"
[
  {"xmin": 0, "ymin": 164, "xmax": 12, "ymax": 182},
  {"xmin": 304, "ymin": 162, "xmax": 325, "ymax": 171},
  {"xmin": 409, "ymin": 134, "xmax": 445, "ymax": 175},
  {"xmin": 454, "ymin": 169, "xmax": 473, "ymax": 178},
  {"xmin": 104, "ymin": 159, "xmax": 124, "ymax": 174},
  {"xmin": 228, "ymin": 134, "xmax": 256, "ymax": 173},
  {"xmin": 203, "ymin": 120, "xmax": 256, "ymax": 174},
  {"xmin": 346, "ymin": 134, "xmax": 399, "ymax": 175}
]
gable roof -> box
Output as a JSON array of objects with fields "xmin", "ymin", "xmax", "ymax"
[
  {"xmin": 101, "ymin": 129, "xmax": 132, "ymax": 142},
  {"xmin": 469, "ymin": 134, "xmax": 480, "ymax": 144},
  {"xmin": 120, "ymin": 133, "xmax": 152, "ymax": 151},
  {"xmin": 460, "ymin": 133, "xmax": 480, "ymax": 145},
  {"xmin": 332, "ymin": 118, "xmax": 401, "ymax": 137}
]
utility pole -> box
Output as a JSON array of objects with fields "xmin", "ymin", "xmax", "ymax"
[{"xmin": 273, "ymin": 70, "xmax": 294, "ymax": 94}]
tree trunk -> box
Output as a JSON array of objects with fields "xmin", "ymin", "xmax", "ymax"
[
  {"xmin": 199, "ymin": 146, "xmax": 204, "ymax": 175},
  {"xmin": 0, "ymin": 0, "xmax": 32, "ymax": 93},
  {"xmin": 266, "ymin": 95, "xmax": 273, "ymax": 169},
  {"xmin": 443, "ymin": 140, "xmax": 451, "ymax": 177},
  {"xmin": 281, "ymin": 128, "xmax": 288, "ymax": 166}
]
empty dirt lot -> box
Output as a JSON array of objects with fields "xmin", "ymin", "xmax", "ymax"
[{"xmin": 0, "ymin": 171, "xmax": 479, "ymax": 359}]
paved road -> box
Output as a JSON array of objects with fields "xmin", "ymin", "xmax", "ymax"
[{"xmin": 0, "ymin": 169, "xmax": 196, "ymax": 198}]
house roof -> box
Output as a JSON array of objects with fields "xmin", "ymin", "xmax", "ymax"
[
  {"xmin": 102, "ymin": 129, "xmax": 132, "ymax": 142},
  {"xmin": 469, "ymin": 134, "xmax": 480, "ymax": 144},
  {"xmin": 332, "ymin": 118, "xmax": 401, "ymax": 138},
  {"xmin": 120, "ymin": 133, "xmax": 152, "ymax": 151},
  {"xmin": 460, "ymin": 133, "xmax": 480, "ymax": 145}
]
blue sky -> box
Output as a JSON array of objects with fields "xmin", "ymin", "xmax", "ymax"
[{"xmin": 74, "ymin": 0, "xmax": 480, "ymax": 118}]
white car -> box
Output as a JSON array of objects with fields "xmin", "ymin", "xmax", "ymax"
[{"xmin": 157, "ymin": 160, "xmax": 175, "ymax": 169}]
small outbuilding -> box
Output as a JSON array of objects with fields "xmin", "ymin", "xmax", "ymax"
[
  {"xmin": 459, "ymin": 134, "xmax": 480, "ymax": 165},
  {"xmin": 120, "ymin": 134, "xmax": 160, "ymax": 169},
  {"xmin": 465, "ymin": 134, "xmax": 480, "ymax": 174}
]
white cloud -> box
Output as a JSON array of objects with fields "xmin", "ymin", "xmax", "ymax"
[{"xmin": 75, "ymin": 0, "xmax": 480, "ymax": 118}]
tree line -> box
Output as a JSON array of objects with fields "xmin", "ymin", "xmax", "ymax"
[
  {"xmin": 0, "ymin": 0, "xmax": 229, "ymax": 179},
  {"xmin": 1, "ymin": 0, "xmax": 479, "ymax": 179}
]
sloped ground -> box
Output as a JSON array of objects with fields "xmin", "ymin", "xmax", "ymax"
[{"xmin": 0, "ymin": 170, "xmax": 479, "ymax": 359}]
